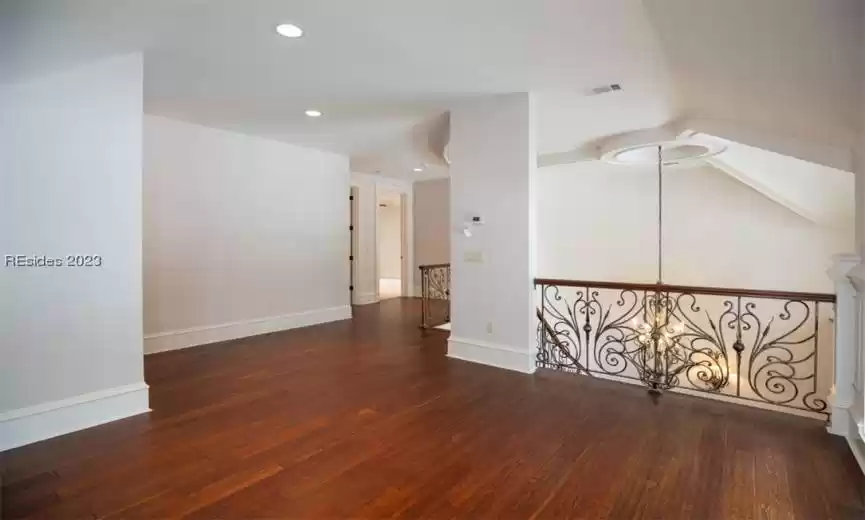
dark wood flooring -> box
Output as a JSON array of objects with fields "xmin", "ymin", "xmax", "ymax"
[{"xmin": 2, "ymin": 298, "xmax": 863, "ymax": 519}]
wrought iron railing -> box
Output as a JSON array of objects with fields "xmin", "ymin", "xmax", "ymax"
[
  {"xmin": 535, "ymin": 278, "xmax": 836, "ymax": 418},
  {"xmin": 419, "ymin": 263, "xmax": 450, "ymax": 329}
]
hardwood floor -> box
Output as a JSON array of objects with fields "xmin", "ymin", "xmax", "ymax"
[{"xmin": 2, "ymin": 298, "xmax": 863, "ymax": 519}]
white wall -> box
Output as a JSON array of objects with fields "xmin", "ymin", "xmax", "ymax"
[
  {"xmin": 414, "ymin": 178, "xmax": 451, "ymax": 276},
  {"xmin": 377, "ymin": 201, "xmax": 402, "ymax": 280},
  {"xmin": 536, "ymin": 162, "xmax": 852, "ymax": 292},
  {"xmin": 143, "ymin": 115, "xmax": 351, "ymax": 353},
  {"xmin": 0, "ymin": 54, "xmax": 148, "ymax": 450},
  {"xmin": 448, "ymin": 94, "xmax": 537, "ymax": 373},
  {"xmin": 350, "ymin": 172, "xmax": 414, "ymax": 302}
]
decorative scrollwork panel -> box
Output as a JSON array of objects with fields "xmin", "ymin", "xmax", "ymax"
[
  {"xmin": 536, "ymin": 281, "xmax": 834, "ymax": 418},
  {"xmin": 420, "ymin": 264, "xmax": 450, "ymax": 329}
]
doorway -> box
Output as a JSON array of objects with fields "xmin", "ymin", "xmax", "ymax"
[{"xmin": 376, "ymin": 189, "xmax": 404, "ymax": 300}]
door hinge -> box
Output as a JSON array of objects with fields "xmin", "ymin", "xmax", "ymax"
[
  {"xmin": 349, "ymin": 195, "xmax": 354, "ymax": 201},
  {"xmin": 349, "ymin": 225, "xmax": 354, "ymax": 231},
  {"xmin": 349, "ymin": 285, "xmax": 354, "ymax": 291},
  {"xmin": 349, "ymin": 255, "xmax": 354, "ymax": 261}
]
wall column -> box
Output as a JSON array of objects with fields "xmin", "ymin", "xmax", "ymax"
[
  {"xmin": 447, "ymin": 93, "xmax": 537, "ymax": 373},
  {"xmin": 827, "ymin": 254, "xmax": 861, "ymax": 435},
  {"xmin": 843, "ymin": 118, "xmax": 865, "ymax": 469},
  {"xmin": 851, "ymin": 153, "xmax": 865, "ymax": 442}
]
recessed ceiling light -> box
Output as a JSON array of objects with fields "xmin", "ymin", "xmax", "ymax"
[
  {"xmin": 305, "ymin": 109, "xmax": 322, "ymax": 117},
  {"xmin": 276, "ymin": 23, "xmax": 304, "ymax": 38},
  {"xmin": 413, "ymin": 167, "xmax": 424, "ymax": 172}
]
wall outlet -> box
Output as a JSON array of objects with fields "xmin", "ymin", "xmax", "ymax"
[{"xmin": 485, "ymin": 322, "xmax": 493, "ymax": 334}]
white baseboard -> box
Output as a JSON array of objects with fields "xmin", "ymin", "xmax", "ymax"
[
  {"xmin": 144, "ymin": 305, "xmax": 352, "ymax": 354},
  {"xmin": 828, "ymin": 404, "xmax": 852, "ymax": 436},
  {"xmin": 0, "ymin": 382, "xmax": 150, "ymax": 452},
  {"xmin": 849, "ymin": 436, "xmax": 865, "ymax": 477},
  {"xmin": 447, "ymin": 336, "xmax": 536, "ymax": 374},
  {"xmin": 353, "ymin": 292, "xmax": 379, "ymax": 305},
  {"xmin": 829, "ymin": 406, "xmax": 865, "ymax": 476}
]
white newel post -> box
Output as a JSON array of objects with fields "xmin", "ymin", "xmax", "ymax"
[
  {"xmin": 850, "ymin": 261, "xmax": 865, "ymax": 443},
  {"xmin": 827, "ymin": 254, "xmax": 861, "ymax": 435}
]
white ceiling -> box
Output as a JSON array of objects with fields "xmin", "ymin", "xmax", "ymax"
[
  {"xmin": 1, "ymin": 0, "xmax": 861, "ymax": 180},
  {"xmin": 143, "ymin": 0, "xmax": 673, "ymax": 177},
  {"xmin": 0, "ymin": 0, "xmax": 671, "ymax": 178}
]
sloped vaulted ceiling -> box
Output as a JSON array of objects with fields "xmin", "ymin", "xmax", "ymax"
[{"xmin": 643, "ymin": 0, "xmax": 863, "ymax": 166}]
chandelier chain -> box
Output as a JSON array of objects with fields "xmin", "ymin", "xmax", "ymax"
[{"xmin": 657, "ymin": 145, "xmax": 663, "ymax": 285}]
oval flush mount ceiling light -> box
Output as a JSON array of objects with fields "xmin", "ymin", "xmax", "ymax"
[
  {"xmin": 601, "ymin": 141, "xmax": 725, "ymax": 167},
  {"xmin": 595, "ymin": 127, "xmax": 726, "ymax": 167},
  {"xmin": 304, "ymin": 109, "xmax": 322, "ymax": 117},
  {"xmin": 276, "ymin": 23, "xmax": 304, "ymax": 38},
  {"xmin": 413, "ymin": 167, "xmax": 424, "ymax": 172}
]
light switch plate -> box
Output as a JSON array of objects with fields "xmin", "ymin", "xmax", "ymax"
[{"xmin": 464, "ymin": 250, "xmax": 484, "ymax": 263}]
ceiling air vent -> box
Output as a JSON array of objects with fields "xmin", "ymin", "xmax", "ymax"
[{"xmin": 587, "ymin": 83, "xmax": 622, "ymax": 96}]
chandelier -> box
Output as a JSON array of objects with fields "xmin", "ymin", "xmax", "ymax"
[{"xmin": 633, "ymin": 146, "xmax": 685, "ymax": 394}]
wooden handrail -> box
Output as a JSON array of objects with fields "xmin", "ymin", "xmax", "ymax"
[
  {"xmin": 533, "ymin": 278, "xmax": 835, "ymax": 303},
  {"xmin": 419, "ymin": 263, "xmax": 450, "ymax": 269}
]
